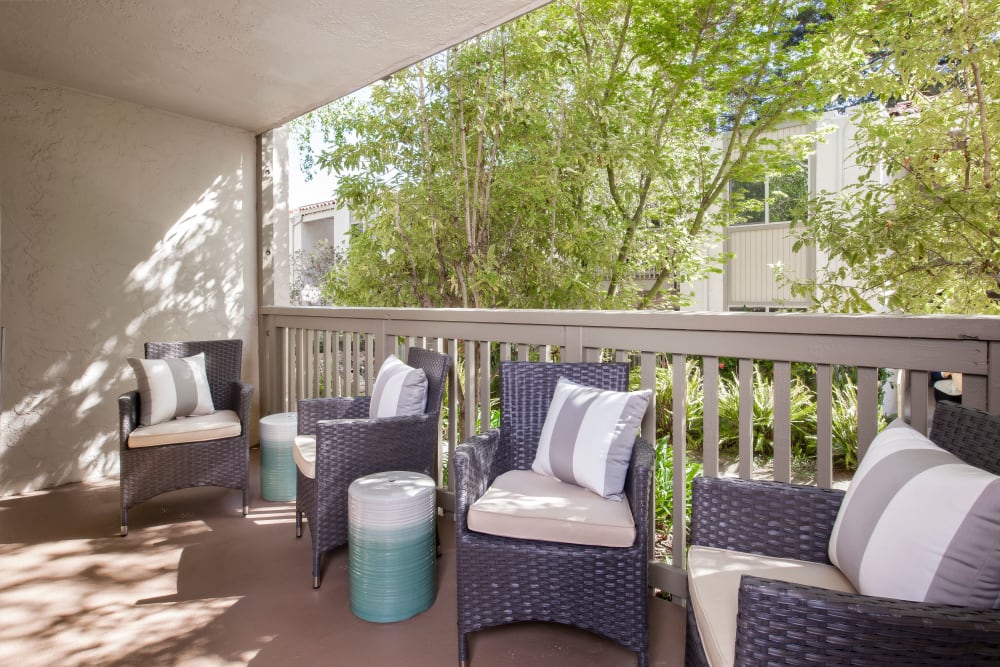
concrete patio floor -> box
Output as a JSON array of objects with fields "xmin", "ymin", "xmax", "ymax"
[{"xmin": 0, "ymin": 450, "xmax": 685, "ymax": 666}]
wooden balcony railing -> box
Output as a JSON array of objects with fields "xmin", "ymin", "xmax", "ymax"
[{"xmin": 259, "ymin": 306, "xmax": 1000, "ymax": 599}]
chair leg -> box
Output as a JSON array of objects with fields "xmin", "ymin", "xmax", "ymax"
[
  {"xmin": 312, "ymin": 549, "xmax": 322, "ymax": 589},
  {"xmin": 636, "ymin": 649, "xmax": 648, "ymax": 667},
  {"xmin": 296, "ymin": 510, "xmax": 303, "ymax": 538},
  {"xmin": 458, "ymin": 630, "xmax": 469, "ymax": 667},
  {"xmin": 120, "ymin": 506, "xmax": 128, "ymax": 537},
  {"xmin": 243, "ymin": 487, "xmax": 249, "ymax": 516}
]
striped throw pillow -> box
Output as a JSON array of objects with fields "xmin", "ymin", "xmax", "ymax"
[
  {"xmin": 532, "ymin": 377, "xmax": 651, "ymax": 500},
  {"xmin": 127, "ymin": 353, "xmax": 215, "ymax": 426},
  {"xmin": 369, "ymin": 354, "xmax": 428, "ymax": 418},
  {"xmin": 829, "ymin": 422, "xmax": 1000, "ymax": 608}
]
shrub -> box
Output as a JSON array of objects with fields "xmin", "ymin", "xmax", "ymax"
[
  {"xmin": 716, "ymin": 368, "xmax": 817, "ymax": 458},
  {"xmin": 654, "ymin": 437, "xmax": 702, "ymax": 539}
]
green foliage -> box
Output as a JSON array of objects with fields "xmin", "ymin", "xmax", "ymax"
[
  {"xmin": 294, "ymin": 0, "xmax": 837, "ymax": 311},
  {"xmin": 791, "ymin": 0, "xmax": 1000, "ymax": 314},
  {"xmin": 654, "ymin": 438, "xmax": 703, "ymax": 539},
  {"xmin": 648, "ymin": 363, "xmax": 705, "ymax": 450},
  {"xmin": 653, "ymin": 359, "xmax": 878, "ymax": 470},
  {"xmin": 716, "ymin": 368, "xmax": 818, "ymax": 458}
]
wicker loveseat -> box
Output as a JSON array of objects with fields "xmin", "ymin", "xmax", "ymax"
[{"xmin": 686, "ymin": 401, "xmax": 1000, "ymax": 666}]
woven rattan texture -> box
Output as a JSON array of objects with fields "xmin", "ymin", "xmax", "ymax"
[
  {"xmin": 295, "ymin": 347, "xmax": 451, "ymax": 587},
  {"xmin": 685, "ymin": 400, "xmax": 1000, "ymax": 666},
  {"xmin": 455, "ymin": 361, "xmax": 652, "ymax": 667},
  {"xmin": 119, "ymin": 340, "xmax": 252, "ymax": 533},
  {"xmin": 690, "ymin": 477, "xmax": 842, "ymax": 563}
]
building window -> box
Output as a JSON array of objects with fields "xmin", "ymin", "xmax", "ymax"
[{"xmin": 730, "ymin": 164, "xmax": 808, "ymax": 225}]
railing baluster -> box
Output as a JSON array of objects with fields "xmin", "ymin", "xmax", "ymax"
[
  {"xmin": 738, "ymin": 358, "xmax": 754, "ymax": 480},
  {"xmin": 352, "ymin": 333, "xmax": 362, "ymax": 395},
  {"xmin": 703, "ymin": 356, "xmax": 720, "ymax": 478},
  {"xmin": 296, "ymin": 327, "xmax": 307, "ymax": 405},
  {"xmin": 640, "ymin": 351, "xmax": 657, "ymax": 564},
  {"xmin": 464, "ymin": 340, "xmax": 477, "ymax": 440},
  {"xmin": 447, "ymin": 338, "xmax": 459, "ymax": 488},
  {"xmin": 856, "ymin": 366, "xmax": 879, "ymax": 460},
  {"xmin": 816, "ymin": 364, "xmax": 833, "ymax": 489},
  {"xmin": 480, "ymin": 340, "xmax": 491, "ymax": 432},
  {"xmin": 773, "ymin": 360, "xmax": 792, "ymax": 484},
  {"xmin": 671, "ymin": 353, "xmax": 687, "ymax": 570},
  {"xmin": 312, "ymin": 330, "xmax": 321, "ymax": 397}
]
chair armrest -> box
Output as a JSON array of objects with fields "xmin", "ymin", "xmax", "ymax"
[
  {"xmin": 624, "ymin": 436, "xmax": 655, "ymax": 552},
  {"xmin": 118, "ymin": 390, "xmax": 139, "ymax": 449},
  {"xmin": 691, "ymin": 476, "xmax": 844, "ymax": 563},
  {"xmin": 735, "ymin": 575, "xmax": 1000, "ymax": 665},
  {"xmin": 298, "ymin": 396, "xmax": 371, "ymax": 434},
  {"xmin": 453, "ymin": 429, "xmax": 504, "ymax": 533},
  {"xmin": 233, "ymin": 381, "xmax": 254, "ymax": 430},
  {"xmin": 314, "ymin": 412, "xmax": 440, "ymax": 484}
]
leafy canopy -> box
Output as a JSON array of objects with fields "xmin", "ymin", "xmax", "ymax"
[
  {"xmin": 294, "ymin": 0, "xmax": 836, "ymax": 310},
  {"xmin": 791, "ymin": 0, "xmax": 1000, "ymax": 314}
]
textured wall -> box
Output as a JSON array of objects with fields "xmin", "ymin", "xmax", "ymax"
[{"xmin": 0, "ymin": 70, "xmax": 259, "ymax": 495}]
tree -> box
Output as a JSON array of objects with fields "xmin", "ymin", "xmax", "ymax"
[
  {"xmin": 295, "ymin": 0, "xmax": 839, "ymax": 310},
  {"xmin": 790, "ymin": 0, "xmax": 1000, "ymax": 314}
]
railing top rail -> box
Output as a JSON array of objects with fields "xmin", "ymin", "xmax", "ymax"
[{"xmin": 261, "ymin": 306, "xmax": 1000, "ymax": 343}]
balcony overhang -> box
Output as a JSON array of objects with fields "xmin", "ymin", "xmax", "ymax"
[{"xmin": 0, "ymin": 0, "xmax": 551, "ymax": 134}]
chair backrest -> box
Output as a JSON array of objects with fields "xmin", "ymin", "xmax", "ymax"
[
  {"xmin": 404, "ymin": 346, "xmax": 451, "ymax": 416},
  {"xmin": 499, "ymin": 361, "xmax": 629, "ymax": 470},
  {"xmin": 930, "ymin": 401, "xmax": 1000, "ymax": 475},
  {"xmin": 145, "ymin": 340, "xmax": 243, "ymax": 411}
]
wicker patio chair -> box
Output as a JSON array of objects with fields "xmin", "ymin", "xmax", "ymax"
[
  {"xmin": 295, "ymin": 346, "xmax": 450, "ymax": 588},
  {"xmin": 119, "ymin": 339, "xmax": 253, "ymax": 535},
  {"xmin": 686, "ymin": 400, "xmax": 1000, "ymax": 666},
  {"xmin": 454, "ymin": 361, "xmax": 655, "ymax": 667}
]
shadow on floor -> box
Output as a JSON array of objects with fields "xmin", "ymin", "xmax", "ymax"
[{"xmin": 0, "ymin": 451, "xmax": 685, "ymax": 666}]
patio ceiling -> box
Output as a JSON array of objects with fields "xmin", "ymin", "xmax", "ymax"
[{"xmin": 0, "ymin": 0, "xmax": 551, "ymax": 134}]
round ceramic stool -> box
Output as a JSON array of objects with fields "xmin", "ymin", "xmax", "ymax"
[
  {"xmin": 348, "ymin": 471, "xmax": 436, "ymax": 623},
  {"xmin": 259, "ymin": 412, "xmax": 298, "ymax": 501}
]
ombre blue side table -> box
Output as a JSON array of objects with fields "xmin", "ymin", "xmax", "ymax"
[
  {"xmin": 348, "ymin": 471, "xmax": 436, "ymax": 623},
  {"xmin": 259, "ymin": 412, "xmax": 298, "ymax": 501}
]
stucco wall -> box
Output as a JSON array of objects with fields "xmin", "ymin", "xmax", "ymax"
[{"xmin": 0, "ymin": 71, "xmax": 259, "ymax": 495}]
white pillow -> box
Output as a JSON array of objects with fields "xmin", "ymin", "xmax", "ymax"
[
  {"xmin": 532, "ymin": 377, "xmax": 651, "ymax": 500},
  {"xmin": 369, "ymin": 354, "xmax": 428, "ymax": 418},
  {"xmin": 127, "ymin": 352, "xmax": 215, "ymax": 426},
  {"xmin": 829, "ymin": 421, "xmax": 1000, "ymax": 608}
]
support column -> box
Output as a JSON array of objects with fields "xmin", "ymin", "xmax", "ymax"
[{"xmin": 257, "ymin": 128, "xmax": 290, "ymax": 415}]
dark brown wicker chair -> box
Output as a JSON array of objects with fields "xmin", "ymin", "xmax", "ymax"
[
  {"xmin": 118, "ymin": 340, "xmax": 253, "ymax": 536},
  {"xmin": 295, "ymin": 346, "xmax": 450, "ymax": 588},
  {"xmin": 686, "ymin": 401, "xmax": 1000, "ymax": 666},
  {"xmin": 454, "ymin": 361, "xmax": 654, "ymax": 667}
]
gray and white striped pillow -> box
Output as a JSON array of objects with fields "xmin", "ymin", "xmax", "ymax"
[
  {"xmin": 128, "ymin": 353, "xmax": 215, "ymax": 426},
  {"xmin": 532, "ymin": 377, "xmax": 651, "ymax": 500},
  {"xmin": 829, "ymin": 422, "xmax": 1000, "ymax": 608},
  {"xmin": 369, "ymin": 354, "xmax": 428, "ymax": 418}
]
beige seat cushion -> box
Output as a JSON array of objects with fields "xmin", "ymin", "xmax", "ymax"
[
  {"xmin": 292, "ymin": 435, "xmax": 317, "ymax": 479},
  {"xmin": 468, "ymin": 469, "xmax": 635, "ymax": 548},
  {"xmin": 127, "ymin": 410, "xmax": 241, "ymax": 448},
  {"xmin": 688, "ymin": 545, "xmax": 857, "ymax": 667}
]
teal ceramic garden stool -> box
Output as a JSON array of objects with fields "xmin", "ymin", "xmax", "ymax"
[
  {"xmin": 259, "ymin": 412, "xmax": 298, "ymax": 501},
  {"xmin": 348, "ymin": 471, "xmax": 436, "ymax": 623}
]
